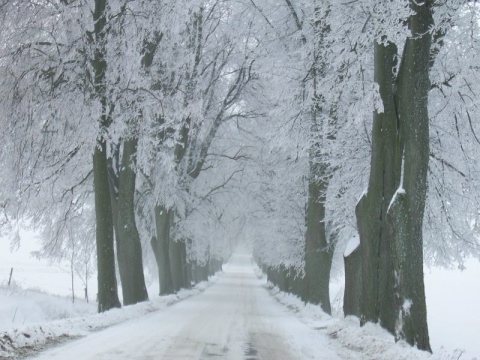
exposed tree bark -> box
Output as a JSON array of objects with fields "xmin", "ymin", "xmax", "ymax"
[
  {"xmin": 288, "ymin": 267, "xmax": 304, "ymax": 297},
  {"xmin": 153, "ymin": 205, "xmax": 174, "ymax": 295},
  {"xmin": 355, "ymin": 1, "xmax": 432, "ymax": 351},
  {"xmin": 107, "ymin": 143, "xmax": 121, "ymax": 241},
  {"xmin": 303, "ymin": 162, "xmax": 333, "ymax": 314},
  {"xmin": 111, "ymin": 31, "xmax": 164, "ymax": 300},
  {"xmin": 208, "ymin": 258, "xmax": 223, "ymax": 276},
  {"xmin": 169, "ymin": 236, "xmax": 189, "ymax": 291},
  {"xmin": 266, "ymin": 266, "xmax": 276, "ymax": 286},
  {"xmin": 93, "ymin": 140, "xmax": 121, "ymax": 312},
  {"xmin": 301, "ymin": 2, "xmax": 334, "ymax": 315},
  {"xmin": 181, "ymin": 240, "xmax": 192, "ymax": 289},
  {"xmin": 115, "ymin": 138, "xmax": 149, "ymax": 305},
  {"xmin": 343, "ymin": 246, "xmax": 362, "ymax": 317},
  {"xmin": 387, "ymin": 1, "xmax": 433, "ymax": 350},
  {"xmin": 108, "ymin": 23, "xmax": 161, "ymax": 306},
  {"xmin": 355, "ymin": 40, "xmax": 399, "ymax": 333},
  {"xmin": 192, "ymin": 260, "xmax": 209, "ymax": 284},
  {"xmin": 92, "ymin": 0, "xmax": 121, "ymax": 313}
]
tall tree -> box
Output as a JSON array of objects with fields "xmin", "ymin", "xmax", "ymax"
[
  {"xmin": 355, "ymin": 0, "xmax": 433, "ymax": 350},
  {"xmin": 105, "ymin": 7, "xmax": 160, "ymax": 305},
  {"xmin": 92, "ymin": 0, "xmax": 121, "ymax": 312},
  {"xmin": 355, "ymin": 40, "xmax": 399, "ymax": 333},
  {"xmin": 302, "ymin": 1, "xmax": 335, "ymax": 313},
  {"xmin": 143, "ymin": 0, "xmax": 257, "ymax": 293},
  {"xmin": 114, "ymin": 135, "xmax": 149, "ymax": 305},
  {"xmin": 387, "ymin": 0, "xmax": 432, "ymax": 349}
]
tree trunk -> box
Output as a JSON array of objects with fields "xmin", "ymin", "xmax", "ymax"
[
  {"xmin": 191, "ymin": 261, "xmax": 199, "ymax": 284},
  {"xmin": 93, "ymin": 140, "xmax": 121, "ymax": 312},
  {"xmin": 303, "ymin": 162, "xmax": 333, "ymax": 314},
  {"xmin": 92, "ymin": 0, "xmax": 121, "ymax": 313},
  {"xmin": 181, "ymin": 241, "xmax": 192, "ymax": 289},
  {"xmin": 301, "ymin": 3, "xmax": 334, "ymax": 314},
  {"xmin": 355, "ymin": 1, "xmax": 432, "ymax": 351},
  {"xmin": 288, "ymin": 267, "xmax": 303, "ymax": 297},
  {"xmin": 266, "ymin": 266, "xmax": 276, "ymax": 286},
  {"xmin": 192, "ymin": 260, "xmax": 209, "ymax": 283},
  {"xmin": 116, "ymin": 138, "xmax": 149, "ymax": 305},
  {"xmin": 387, "ymin": 1, "xmax": 432, "ymax": 351},
  {"xmin": 208, "ymin": 258, "xmax": 222, "ymax": 276},
  {"xmin": 71, "ymin": 259, "xmax": 75, "ymax": 304},
  {"xmin": 277, "ymin": 265, "xmax": 288, "ymax": 292},
  {"xmin": 153, "ymin": 205, "xmax": 174, "ymax": 295},
  {"xmin": 170, "ymin": 237, "xmax": 188, "ymax": 291},
  {"xmin": 355, "ymin": 40, "xmax": 399, "ymax": 333},
  {"xmin": 343, "ymin": 246, "xmax": 362, "ymax": 317}
]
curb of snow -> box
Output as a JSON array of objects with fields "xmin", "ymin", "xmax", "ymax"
[
  {"xmin": 253, "ymin": 264, "xmax": 476, "ymax": 360},
  {"xmin": 0, "ymin": 274, "xmax": 219, "ymax": 359}
]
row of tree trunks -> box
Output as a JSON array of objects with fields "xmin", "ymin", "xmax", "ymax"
[
  {"xmin": 191, "ymin": 258, "xmax": 223, "ymax": 284},
  {"xmin": 151, "ymin": 206, "xmax": 223, "ymax": 294},
  {"xmin": 93, "ymin": 139, "xmax": 121, "ymax": 312},
  {"xmin": 209, "ymin": 259, "xmax": 223, "ymax": 276},
  {"xmin": 352, "ymin": 0, "xmax": 432, "ymax": 351},
  {"xmin": 262, "ymin": 265, "xmax": 303, "ymax": 298},
  {"xmin": 192, "ymin": 261, "xmax": 209, "ymax": 284}
]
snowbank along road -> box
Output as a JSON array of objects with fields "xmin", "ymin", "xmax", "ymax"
[{"xmin": 31, "ymin": 253, "xmax": 342, "ymax": 360}]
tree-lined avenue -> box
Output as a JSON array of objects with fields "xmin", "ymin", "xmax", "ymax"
[{"xmin": 32, "ymin": 253, "xmax": 341, "ymax": 360}]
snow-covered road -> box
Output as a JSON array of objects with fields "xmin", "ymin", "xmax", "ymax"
[{"xmin": 31, "ymin": 253, "xmax": 342, "ymax": 360}]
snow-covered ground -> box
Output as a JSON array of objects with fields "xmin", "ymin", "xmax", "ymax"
[
  {"xmin": 424, "ymin": 259, "xmax": 480, "ymax": 359},
  {"xmin": 327, "ymin": 258, "xmax": 480, "ymax": 360},
  {"xmin": 0, "ymin": 234, "xmax": 479, "ymax": 359},
  {"xmin": 0, "ymin": 230, "xmax": 98, "ymax": 301},
  {"xmin": 272, "ymin": 275, "xmax": 479, "ymax": 360},
  {"xmin": 0, "ymin": 281, "xmax": 214, "ymax": 358}
]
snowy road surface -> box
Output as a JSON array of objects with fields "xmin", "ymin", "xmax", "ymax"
[{"xmin": 31, "ymin": 253, "xmax": 342, "ymax": 360}]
